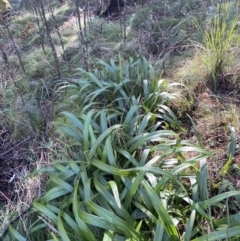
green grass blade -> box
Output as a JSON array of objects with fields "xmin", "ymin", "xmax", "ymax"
[
  {"xmin": 88, "ymin": 124, "xmax": 97, "ymax": 146},
  {"xmin": 198, "ymin": 158, "xmax": 208, "ymax": 201},
  {"xmin": 115, "ymin": 147, "xmax": 139, "ymax": 167},
  {"xmin": 132, "ymin": 200, "xmax": 156, "ymax": 221},
  {"xmin": 154, "ymin": 221, "xmax": 164, "ymax": 241},
  {"xmin": 143, "ymin": 79, "xmax": 149, "ymax": 99},
  {"xmin": 123, "ymin": 171, "xmax": 146, "ymax": 209},
  {"xmin": 72, "ymin": 181, "xmax": 97, "ymax": 241},
  {"xmin": 136, "ymin": 186, "xmax": 155, "ymax": 213},
  {"xmin": 225, "ymin": 184, "xmax": 240, "ymax": 205},
  {"xmin": 50, "ymin": 175, "xmax": 73, "ymax": 192},
  {"xmin": 139, "ymin": 149, "xmax": 150, "ymax": 166},
  {"xmin": 159, "ymin": 104, "xmax": 180, "ymax": 127},
  {"xmin": 175, "ymin": 147, "xmax": 215, "ymax": 158},
  {"xmin": 154, "ymin": 157, "xmax": 205, "ymax": 193},
  {"xmin": 215, "ymin": 213, "xmax": 240, "ymax": 227},
  {"xmin": 61, "ymin": 211, "xmax": 79, "ymax": 232},
  {"xmin": 83, "ymin": 109, "xmax": 95, "ymax": 154},
  {"xmin": 103, "ymin": 230, "xmax": 114, "ymax": 241},
  {"xmin": 78, "ymin": 209, "xmax": 119, "ymax": 232},
  {"xmin": 58, "ymin": 215, "xmax": 71, "ymax": 241},
  {"xmin": 68, "ymin": 161, "xmax": 81, "ymax": 174},
  {"xmin": 100, "ymin": 110, "xmax": 108, "ymax": 132},
  {"xmin": 112, "ymin": 79, "xmax": 131, "ymax": 94},
  {"xmin": 61, "ymin": 111, "xmax": 84, "ymax": 130},
  {"xmin": 28, "ymin": 223, "xmax": 47, "ymax": 234},
  {"xmin": 139, "ymin": 112, "xmax": 153, "ymax": 133},
  {"xmin": 87, "ymin": 72, "xmax": 104, "ymax": 88},
  {"xmin": 192, "ymin": 225, "xmax": 240, "ymax": 241},
  {"xmin": 87, "ymin": 199, "xmax": 143, "ymax": 240},
  {"xmin": 51, "ymin": 232, "xmax": 60, "ymax": 241},
  {"xmin": 33, "ymin": 201, "xmax": 58, "ymax": 223},
  {"xmin": 190, "ymin": 177, "xmax": 199, "ymax": 202},
  {"xmin": 183, "ymin": 197, "xmax": 209, "ymax": 220},
  {"xmin": 94, "ymin": 174, "xmax": 134, "ymax": 222},
  {"xmin": 92, "ymin": 160, "xmax": 186, "ymax": 190},
  {"xmin": 123, "ymin": 105, "xmax": 139, "ymax": 129},
  {"xmin": 128, "ymin": 130, "xmax": 177, "ymax": 153},
  {"xmin": 88, "ymin": 124, "xmax": 121, "ymax": 160},
  {"xmin": 42, "ymin": 187, "xmax": 70, "ymax": 202},
  {"xmin": 105, "ymin": 135, "xmax": 117, "ymax": 167},
  {"xmin": 33, "ymin": 201, "xmax": 57, "ymax": 223},
  {"xmin": 83, "ymin": 177, "xmax": 91, "ymax": 203},
  {"xmin": 183, "ymin": 210, "xmax": 196, "ymax": 241},
  {"xmin": 9, "ymin": 225, "xmax": 27, "ymax": 241},
  {"xmin": 87, "ymin": 86, "xmax": 112, "ymax": 103},
  {"xmin": 142, "ymin": 180, "xmax": 179, "ymax": 241},
  {"xmin": 200, "ymin": 191, "xmax": 240, "ymax": 208},
  {"xmin": 58, "ymin": 126, "xmax": 82, "ymax": 142},
  {"xmin": 96, "ymin": 58, "xmax": 116, "ymax": 75},
  {"xmin": 108, "ymin": 180, "xmax": 121, "ymax": 208}
]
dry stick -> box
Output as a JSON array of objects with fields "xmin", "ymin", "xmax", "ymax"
[
  {"xmin": 84, "ymin": 1, "xmax": 90, "ymax": 29},
  {"xmin": 33, "ymin": 2, "xmax": 45, "ymax": 52},
  {"xmin": 86, "ymin": 0, "xmax": 93, "ymax": 68},
  {"xmin": 0, "ymin": 46, "xmax": 37, "ymax": 134},
  {"xmin": 4, "ymin": 23, "xmax": 25, "ymax": 74},
  {"xmin": 0, "ymin": 204, "xmax": 33, "ymax": 240},
  {"xmin": 22, "ymin": 0, "xmax": 34, "ymax": 12},
  {"xmin": 47, "ymin": 0, "xmax": 72, "ymax": 73},
  {"xmin": 0, "ymin": 206, "xmax": 31, "ymax": 240},
  {"xmin": 75, "ymin": 0, "xmax": 89, "ymax": 71},
  {"xmin": 136, "ymin": 3, "xmax": 144, "ymax": 56},
  {"xmin": 0, "ymin": 179, "xmax": 47, "ymax": 240},
  {"xmin": 83, "ymin": 0, "xmax": 89, "ymax": 70},
  {"xmin": 123, "ymin": 0, "xmax": 127, "ymax": 41},
  {"xmin": 39, "ymin": 0, "xmax": 61, "ymax": 79},
  {"xmin": 0, "ymin": 136, "xmax": 32, "ymax": 157},
  {"xmin": 86, "ymin": 0, "xmax": 92, "ymax": 31}
]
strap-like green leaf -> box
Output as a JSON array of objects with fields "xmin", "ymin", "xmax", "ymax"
[
  {"xmin": 142, "ymin": 180, "xmax": 179, "ymax": 241},
  {"xmin": 87, "ymin": 199, "xmax": 143, "ymax": 240},
  {"xmin": 72, "ymin": 181, "xmax": 97, "ymax": 241},
  {"xmin": 192, "ymin": 225, "xmax": 240, "ymax": 241},
  {"xmin": 58, "ymin": 215, "xmax": 71, "ymax": 241},
  {"xmin": 9, "ymin": 225, "xmax": 27, "ymax": 241},
  {"xmin": 183, "ymin": 210, "xmax": 196, "ymax": 241}
]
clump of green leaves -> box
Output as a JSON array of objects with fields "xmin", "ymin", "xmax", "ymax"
[{"xmin": 8, "ymin": 57, "xmax": 240, "ymax": 241}]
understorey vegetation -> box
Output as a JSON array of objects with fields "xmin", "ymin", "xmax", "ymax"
[{"xmin": 1, "ymin": 0, "xmax": 240, "ymax": 240}]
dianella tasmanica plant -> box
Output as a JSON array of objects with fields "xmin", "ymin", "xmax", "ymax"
[{"xmin": 8, "ymin": 57, "xmax": 240, "ymax": 241}]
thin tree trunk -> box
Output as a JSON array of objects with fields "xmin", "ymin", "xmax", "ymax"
[
  {"xmin": 47, "ymin": 0, "xmax": 71, "ymax": 73},
  {"xmin": 75, "ymin": 0, "xmax": 89, "ymax": 71},
  {"xmin": 4, "ymin": 23, "xmax": 25, "ymax": 73},
  {"xmin": 39, "ymin": 0, "xmax": 61, "ymax": 79}
]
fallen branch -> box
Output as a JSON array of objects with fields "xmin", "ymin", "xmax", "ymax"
[{"xmin": 0, "ymin": 136, "xmax": 32, "ymax": 157}]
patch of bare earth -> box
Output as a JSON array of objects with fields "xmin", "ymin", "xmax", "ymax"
[{"xmin": 187, "ymin": 86, "xmax": 240, "ymax": 194}]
